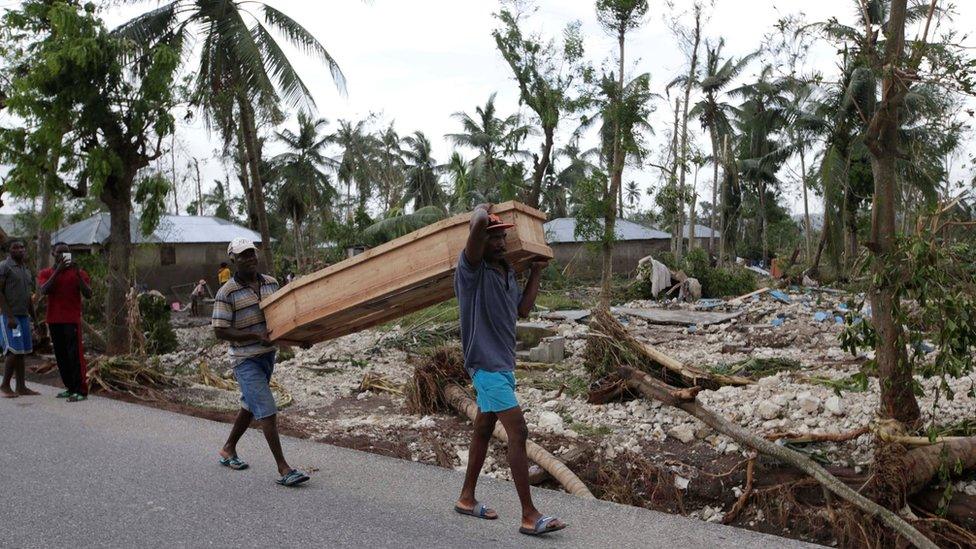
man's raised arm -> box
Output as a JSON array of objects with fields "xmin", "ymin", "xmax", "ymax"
[{"xmin": 463, "ymin": 203, "xmax": 492, "ymax": 265}]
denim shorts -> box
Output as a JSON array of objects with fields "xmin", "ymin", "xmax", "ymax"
[
  {"xmin": 233, "ymin": 351, "xmax": 277, "ymax": 420},
  {"xmin": 471, "ymin": 369, "xmax": 519, "ymax": 413},
  {"xmin": 0, "ymin": 315, "xmax": 33, "ymax": 355}
]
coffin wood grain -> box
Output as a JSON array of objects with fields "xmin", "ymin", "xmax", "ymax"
[{"xmin": 262, "ymin": 201, "xmax": 552, "ymax": 343}]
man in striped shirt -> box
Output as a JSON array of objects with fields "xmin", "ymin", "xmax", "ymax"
[{"xmin": 211, "ymin": 238, "xmax": 309, "ymax": 487}]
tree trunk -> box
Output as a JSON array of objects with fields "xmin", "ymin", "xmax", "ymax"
[
  {"xmin": 528, "ymin": 127, "xmax": 554, "ymax": 209},
  {"xmin": 170, "ymin": 133, "xmax": 180, "ymax": 214},
  {"xmin": 688, "ymin": 164, "xmax": 698, "ymax": 251},
  {"xmin": 675, "ymin": 9, "xmax": 701, "ymax": 262},
  {"xmin": 101, "ymin": 173, "xmax": 134, "ymax": 356},
  {"xmin": 708, "ymin": 125, "xmax": 719, "ymax": 256},
  {"xmin": 236, "ymin": 131, "xmax": 258, "ymax": 230},
  {"xmin": 599, "ymin": 29, "xmax": 627, "ymax": 308},
  {"xmin": 759, "ymin": 182, "xmax": 768, "ymax": 266},
  {"xmin": 800, "ymin": 145, "xmax": 812, "ymax": 261},
  {"xmin": 669, "ymin": 97, "xmax": 682, "ymax": 254},
  {"xmin": 36, "ymin": 189, "xmax": 54, "ymax": 270},
  {"xmin": 864, "ymin": 0, "xmax": 920, "ymax": 425},
  {"xmin": 237, "ymin": 96, "xmax": 272, "ymax": 270},
  {"xmin": 718, "ymin": 135, "xmax": 730, "ymax": 266}
]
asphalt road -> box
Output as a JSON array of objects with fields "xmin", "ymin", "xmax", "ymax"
[{"xmin": 0, "ymin": 383, "xmax": 820, "ymax": 548}]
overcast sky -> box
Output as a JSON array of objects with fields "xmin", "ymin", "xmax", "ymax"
[{"xmin": 3, "ymin": 0, "xmax": 975, "ymax": 219}]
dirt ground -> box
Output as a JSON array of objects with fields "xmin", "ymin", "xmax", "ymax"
[{"xmin": 28, "ymin": 286, "xmax": 976, "ymax": 546}]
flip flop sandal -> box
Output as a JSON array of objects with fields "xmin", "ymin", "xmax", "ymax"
[
  {"xmin": 66, "ymin": 393, "xmax": 87, "ymax": 402},
  {"xmin": 56, "ymin": 390, "xmax": 72, "ymax": 398},
  {"xmin": 219, "ymin": 455, "xmax": 249, "ymax": 470},
  {"xmin": 454, "ymin": 502, "xmax": 498, "ymax": 520},
  {"xmin": 276, "ymin": 469, "xmax": 310, "ymax": 487},
  {"xmin": 519, "ymin": 516, "xmax": 567, "ymax": 536}
]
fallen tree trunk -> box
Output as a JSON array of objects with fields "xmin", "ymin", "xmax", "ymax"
[
  {"xmin": 586, "ymin": 308, "xmax": 750, "ymax": 389},
  {"xmin": 618, "ymin": 365, "xmax": 938, "ymax": 549},
  {"xmin": 443, "ymin": 383, "xmax": 593, "ymax": 499},
  {"xmin": 901, "ymin": 437, "xmax": 976, "ymax": 497}
]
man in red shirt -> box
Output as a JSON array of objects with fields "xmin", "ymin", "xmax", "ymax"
[{"xmin": 38, "ymin": 242, "xmax": 92, "ymax": 402}]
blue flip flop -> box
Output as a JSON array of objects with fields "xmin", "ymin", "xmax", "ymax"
[
  {"xmin": 519, "ymin": 515, "xmax": 567, "ymax": 536},
  {"xmin": 276, "ymin": 469, "xmax": 310, "ymax": 487},
  {"xmin": 454, "ymin": 502, "xmax": 498, "ymax": 520},
  {"xmin": 219, "ymin": 455, "xmax": 249, "ymax": 470}
]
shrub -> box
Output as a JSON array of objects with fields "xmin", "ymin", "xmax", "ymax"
[
  {"xmin": 633, "ymin": 248, "xmax": 756, "ymax": 299},
  {"xmin": 138, "ymin": 293, "xmax": 178, "ymax": 355}
]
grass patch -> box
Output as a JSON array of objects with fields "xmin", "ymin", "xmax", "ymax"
[
  {"xmin": 567, "ymin": 420, "xmax": 613, "ymax": 437},
  {"xmin": 383, "ymin": 299, "xmax": 459, "ymax": 332},
  {"xmin": 536, "ymin": 291, "xmax": 585, "ymax": 311},
  {"xmin": 804, "ymin": 372, "xmax": 870, "ymax": 395},
  {"xmin": 524, "ymin": 372, "xmax": 590, "ymax": 398}
]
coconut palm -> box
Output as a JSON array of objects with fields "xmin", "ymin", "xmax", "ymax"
[
  {"xmin": 444, "ymin": 152, "xmax": 477, "ymax": 213},
  {"xmin": 446, "ymin": 93, "xmax": 531, "ymax": 200},
  {"xmin": 271, "ymin": 112, "xmax": 337, "ymax": 269},
  {"xmin": 374, "ymin": 123, "xmax": 406, "ymax": 215},
  {"xmin": 330, "ymin": 119, "xmax": 378, "ymax": 220},
  {"xmin": 115, "ymin": 0, "xmax": 345, "ymax": 262},
  {"xmin": 401, "ymin": 132, "xmax": 446, "ymax": 211},
  {"xmin": 685, "ymin": 40, "xmax": 757, "ymax": 254}
]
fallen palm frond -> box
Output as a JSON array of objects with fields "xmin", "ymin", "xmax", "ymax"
[
  {"xmin": 359, "ymin": 372, "xmax": 403, "ymax": 395},
  {"xmin": 87, "ymin": 356, "xmax": 181, "ymax": 400},
  {"xmin": 585, "ymin": 307, "xmax": 750, "ymax": 390},
  {"xmin": 196, "ymin": 360, "xmax": 294, "ymax": 409},
  {"xmin": 406, "ymin": 346, "xmax": 593, "ymax": 499},
  {"xmin": 710, "ymin": 357, "xmax": 802, "ymax": 379}
]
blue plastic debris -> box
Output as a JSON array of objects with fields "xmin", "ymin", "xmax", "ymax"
[
  {"xmin": 813, "ymin": 311, "xmax": 829, "ymax": 322},
  {"xmin": 771, "ymin": 317, "xmax": 785, "ymax": 327},
  {"xmin": 769, "ymin": 290, "xmax": 792, "ymax": 304},
  {"xmin": 837, "ymin": 303, "xmax": 849, "ymax": 311},
  {"xmin": 835, "ymin": 316, "xmax": 844, "ymax": 324},
  {"xmin": 696, "ymin": 298, "xmax": 725, "ymax": 310},
  {"xmin": 687, "ymin": 325, "xmax": 698, "ymax": 333}
]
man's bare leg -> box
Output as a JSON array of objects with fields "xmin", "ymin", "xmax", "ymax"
[
  {"xmin": 258, "ymin": 414, "xmax": 293, "ymax": 476},
  {"xmin": 1, "ymin": 353, "xmax": 17, "ymax": 398},
  {"xmin": 456, "ymin": 411, "xmax": 499, "ymax": 518},
  {"xmin": 220, "ymin": 407, "xmax": 254, "ymax": 460},
  {"xmin": 14, "ymin": 356, "xmax": 39, "ymax": 395},
  {"xmin": 496, "ymin": 407, "xmax": 565, "ymax": 531}
]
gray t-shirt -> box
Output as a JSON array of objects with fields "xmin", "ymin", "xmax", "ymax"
[
  {"xmin": 0, "ymin": 257, "xmax": 34, "ymax": 316},
  {"xmin": 454, "ymin": 251, "xmax": 521, "ymax": 373}
]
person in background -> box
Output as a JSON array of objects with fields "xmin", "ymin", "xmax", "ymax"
[
  {"xmin": 190, "ymin": 279, "xmax": 208, "ymax": 316},
  {"xmin": 38, "ymin": 242, "xmax": 92, "ymax": 402},
  {"xmin": 0, "ymin": 239, "xmax": 40, "ymax": 398},
  {"xmin": 452, "ymin": 204, "xmax": 566, "ymax": 537},
  {"xmin": 217, "ymin": 262, "xmax": 232, "ymax": 285},
  {"xmin": 212, "ymin": 238, "xmax": 309, "ymax": 487}
]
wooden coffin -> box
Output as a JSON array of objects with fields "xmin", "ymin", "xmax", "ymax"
[{"xmin": 262, "ymin": 201, "xmax": 552, "ymax": 343}]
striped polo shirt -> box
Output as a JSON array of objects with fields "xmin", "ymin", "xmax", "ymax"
[{"xmin": 212, "ymin": 273, "xmax": 279, "ymax": 363}]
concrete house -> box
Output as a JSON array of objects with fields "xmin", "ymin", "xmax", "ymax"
[
  {"xmin": 53, "ymin": 213, "xmax": 263, "ymax": 296},
  {"xmin": 544, "ymin": 217, "xmax": 671, "ymax": 278}
]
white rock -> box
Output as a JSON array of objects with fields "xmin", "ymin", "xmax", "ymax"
[
  {"xmin": 356, "ymin": 391, "xmax": 371, "ymax": 401},
  {"xmin": 798, "ymin": 393, "xmax": 821, "ymax": 414},
  {"xmin": 758, "ymin": 401, "xmax": 782, "ymax": 420},
  {"xmin": 668, "ymin": 424, "xmax": 696, "ymax": 444},
  {"xmin": 825, "ymin": 395, "xmax": 845, "ymax": 416},
  {"xmin": 674, "ymin": 476, "xmax": 690, "ymax": 490},
  {"xmin": 412, "ymin": 416, "xmax": 436, "ymax": 429},
  {"xmin": 537, "ymin": 411, "xmax": 564, "ymax": 432}
]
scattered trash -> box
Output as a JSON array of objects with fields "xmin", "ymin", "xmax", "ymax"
[
  {"xmin": 696, "ymin": 298, "xmax": 725, "ymax": 310},
  {"xmin": 813, "ymin": 311, "xmax": 829, "ymax": 322},
  {"xmin": 769, "ymin": 290, "xmax": 792, "ymax": 304},
  {"xmin": 771, "ymin": 317, "xmax": 785, "ymax": 327}
]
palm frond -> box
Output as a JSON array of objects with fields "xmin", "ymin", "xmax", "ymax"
[{"xmin": 262, "ymin": 4, "xmax": 346, "ymax": 95}]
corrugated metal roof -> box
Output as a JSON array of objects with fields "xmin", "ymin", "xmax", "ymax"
[
  {"xmin": 544, "ymin": 217, "xmax": 670, "ymax": 244},
  {"xmin": 683, "ymin": 224, "xmax": 721, "ymax": 238},
  {"xmin": 53, "ymin": 213, "xmax": 262, "ymax": 245}
]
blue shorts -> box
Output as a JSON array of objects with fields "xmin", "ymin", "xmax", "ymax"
[
  {"xmin": 471, "ymin": 369, "xmax": 519, "ymax": 413},
  {"xmin": 233, "ymin": 351, "xmax": 277, "ymax": 420},
  {"xmin": 0, "ymin": 315, "xmax": 33, "ymax": 355}
]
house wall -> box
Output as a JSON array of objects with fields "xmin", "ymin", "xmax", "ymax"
[
  {"xmin": 133, "ymin": 243, "xmax": 229, "ymax": 299},
  {"xmin": 551, "ymin": 239, "xmax": 670, "ymax": 279}
]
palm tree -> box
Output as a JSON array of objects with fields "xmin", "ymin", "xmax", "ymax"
[
  {"xmin": 553, "ymin": 139, "xmax": 598, "ymax": 216},
  {"xmin": 624, "ymin": 181, "xmax": 640, "ymax": 216},
  {"xmin": 444, "ymin": 152, "xmax": 476, "ymax": 213},
  {"xmin": 730, "ymin": 66, "xmax": 792, "ymax": 264},
  {"xmin": 374, "ymin": 123, "xmax": 405, "ymax": 215},
  {"xmin": 330, "ymin": 119, "xmax": 378, "ymax": 220},
  {"xmin": 401, "ymin": 132, "xmax": 446, "ymax": 210},
  {"xmin": 686, "ymin": 39, "xmax": 757, "ymax": 256},
  {"xmin": 115, "ymin": 0, "xmax": 345, "ymax": 264},
  {"xmin": 271, "ymin": 112, "xmax": 337, "ymax": 269},
  {"xmin": 446, "ymin": 93, "xmax": 530, "ymax": 200}
]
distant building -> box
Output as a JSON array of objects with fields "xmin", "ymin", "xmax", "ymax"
[
  {"xmin": 544, "ymin": 217, "xmax": 671, "ymax": 278},
  {"xmin": 53, "ymin": 213, "xmax": 264, "ymax": 297},
  {"xmin": 682, "ymin": 223, "xmax": 722, "ymax": 251}
]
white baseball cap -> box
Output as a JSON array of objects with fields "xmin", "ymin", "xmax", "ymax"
[{"xmin": 227, "ymin": 237, "xmax": 257, "ymax": 256}]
